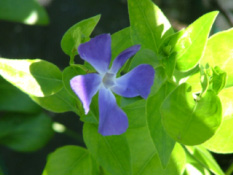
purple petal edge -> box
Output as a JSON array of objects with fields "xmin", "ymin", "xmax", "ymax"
[
  {"xmin": 70, "ymin": 73, "xmax": 101, "ymax": 114},
  {"xmin": 78, "ymin": 34, "xmax": 111, "ymax": 74}
]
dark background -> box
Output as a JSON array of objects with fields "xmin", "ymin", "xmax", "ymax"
[{"xmin": 0, "ymin": 0, "xmax": 233, "ymax": 174}]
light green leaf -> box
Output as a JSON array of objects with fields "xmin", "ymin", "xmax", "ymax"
[
  {"xmin": 128, "ymin": 0, "xmax": 174, "ymax": 53},
  {"xmin": 146, "ymin": 82, "xmax": 176, "ymax": 168},
  {"xmin": 83, "ymin": 123, "xmax": 131, "ymax": 175},
  {"xmin": 201, "ymin": 28, "xmax": 233, "ymax": 88},
  {"xmin": 0, "ymin": 76, "xmax": 40, "ymax": 113},
  {"xmin": 202, "ymin": 85, "xmax": 233, "ymax": 153},
  {"xmin": 0, "ymin": 0, "xmax": 49, "ymax": 25},
  {"xmin": 61, "ymin": 15, "xmax": 100, "ymax": 57},
  {"xmin": 174, "ymin": 11, "xmax": 218, "ymax": 71},
  {"xmin": 0, "ymin": 58, "xmax": 63, "ymax": 97},
  {"xmin": 0, "ymin": 112, "xmax": 53, "ymax": 152},
  {"xmin": 31, "ymin": 88, "xmax": 79, "ymax": 114},
  {"xmin": 43, "ymin": 145, "xmax": 98, "ymax": 175},
  {"xmin": 150, "ymin": 66, "xmax": 167, "ymax": 95},
  {"xmin": 185, "ymin": 146, "xmax": 224, "ymax": 175},
  {"xmin": 161, "ymin": 83, "xmax": 222, "ymax": 145},
  {"xmin": 211, "ymin": 66, "xmax": 227, "ymax": 94}
]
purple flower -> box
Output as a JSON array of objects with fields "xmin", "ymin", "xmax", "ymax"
[{"xmin": 70, "ymin": 34, "xmax": 155, "ymax": 136}]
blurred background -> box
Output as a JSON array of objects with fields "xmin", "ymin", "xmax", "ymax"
[{"xmin": 0, "ymin": 0, "xmax": 233, "ymax": 174}]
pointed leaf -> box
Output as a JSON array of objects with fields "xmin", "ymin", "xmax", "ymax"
[
  {"xmin": 174, "ymin": 12, "xmax": 218, "ymax": 71},
  {"xmin": 61, "ymin": 15, "xmax": 100, "ymax": 56},
  {"xmin": 146, "ymin": 82, "xmax": 176, "ymax": 167},
  {"xmin": 128, "ymin": 0, "xmax": 174, "ymax": 53},
  {"xmin": 0, "ymin": 58, "xmax": 63, "ymax": 97}
]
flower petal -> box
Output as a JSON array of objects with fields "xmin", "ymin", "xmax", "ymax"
[
  {"xmin": 70, "ymin": 73, "xmax": 101, "ymax": 114},
  {"xmin": 110, "ymin": 45, "xmax": 141, "ymax": 74},
  {"xmin": 111, "ymin": 64, "xmax": 155, "ymax": 98},
  {"xmin": 98, "ymin": 88, "xmax": 128, "ymax": 136},
  {"xmin": 78, "ymin": 34, "xmax": 111, "ymax": 74}
]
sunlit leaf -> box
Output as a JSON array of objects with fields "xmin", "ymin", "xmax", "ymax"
[
  {"xmin": 0, "ymin": 58, "xmax": 63, "ymax": 97},
  {"xmin": 128, "ymin": 0, "xmax": 174, "ymax": 53},
  {"xmin": 161, "ymin": 83, "xmax": 222, "ymax": 145}
]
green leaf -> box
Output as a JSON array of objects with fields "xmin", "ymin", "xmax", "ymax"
[
  {"xmin": 202, "ymin": 86, "xmax": 233, "ymax": 153},
  {"xmin": 128, "ymin": 0, "xmax": 174, "ymax": 53},
  {"xmin": 211, "ymin": 66, "xmax": 227, "ymax": 94},
  {"xmin": 43, "ymin": 145, "xmax": 99, "ymax": 175},
  {"xmin": 111, "ymin": 27, "xmax": 133, "ymax": 61},
  {"xmin": 174, "ymin": 11, "xmax": 218, "ymax": 71},
  {"xmin": 161, "ymin": 83, "xmax": 222, "ymax": 145},
  {"xmin": 0, "ymin": 0, "xmax": 49, "ymax": 25},
  {"xmin": 146, "ymin": 82, "xmax": 176, "ymax": 168},
  {"xmin": 0, "ymin": 58, "xmax": 63, "ymax": 97},
  {"xmin": 31, "ymin": 88, "xmax": 79, "ymax": 114},
  {"xmin": 201, "ymin": 28, "xmax": 233, "ymax": 88},
  {"xmin": 185, "ymin": 146, "xmax": 224, "ymax": 175},
  {"xmin": 123, "ymin": 100, "xmax": 185, "ymax": 174},
  {"xmin": 129, "ymin": 49, "xmax": 161, "ymax": 70},
  {"xmin": 0, "ymin": 112, "xmax": 53, "ymax": 152},
  {"xmin": 150, "ymin": 66, "xmax": 167, "ymax": 95},
  {"xmin": 83, "ymin": 123, "xmax": 131, "ymax": 175},
  {"xmin": 0, "ymin": 76, "xmax": 40, "ymax": 113},
  {"xmin": 61, "ymin": 15, "xmax": 101, "ymax": 57}
]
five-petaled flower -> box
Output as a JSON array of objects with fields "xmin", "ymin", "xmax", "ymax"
[{"xmin": 70, "ymin": 34, "xmax": 155, "ymax": 136}]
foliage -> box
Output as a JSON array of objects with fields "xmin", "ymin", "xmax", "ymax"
[{"xmin": 1, "ymin": 0, "xmax": 233, "ymax": 174}]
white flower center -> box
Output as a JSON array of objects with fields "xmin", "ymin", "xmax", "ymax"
[{"xmin": 102, "ymin": 72, "xmax": 115, "ymax": 88}]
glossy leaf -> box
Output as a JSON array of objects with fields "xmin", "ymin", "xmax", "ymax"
[
  {"xmin": 0, "ymin": 58, "xmax": 63, "ymax": 97},
  {"xmin": 201, "ymin": 28, "xmax": 233, "ymax": 88},
  {"xmin": 128, "ymin": 0, "xmax": 174, "ymax": 53},
  {"xmin": 161, "ymin": 83, "xmax": 222, "ymax": 145},
  {"xmin": 123, "ymin": 100, "xmax": 185, "ymax": 174},
  {"xmin": 146, "ymin": 82, "xmax": 176, "ymax": 167},
  {"xmin": 83, "ymin": 123, "xmax": 131, "ymax": 175},
  {"xmin": 174, "ymin": 12, "xmax": 218, "ymax": 71},
  {"xmin": 185, "ymin": 146, "xmax": 224, "ymax": 175},
  {"xmin": 0, "ymin": 0, "xmax": 49, "ymax": 25},
  {"xmin": 0, "ymin": 112, "xmax": 53, "ymax": 152},
  {"xmin": 61, "ymin": 15, "xmax": 100, "ymax": 57},
  {"xmin": 0, "ymin": 76, "xmax": 40, "ymax": 113},
  {"xmin": 43, "ymin": 145, "xmax": 98, "ymax": 175},
  {"xmin": 31, "ymin": 88, "xmax": 79, "ymax": 114}
]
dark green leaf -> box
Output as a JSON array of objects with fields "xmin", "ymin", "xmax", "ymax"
[
  {"xmin": 0, "ymin": 76, "xmax": 40, "ymax": 113},
  {"xmin": 0, "ymin": 0, "xmax": 49, "ymax": 25},
  {"xmin": 0, "ymin": 112, "xmax": 53, "ymax": 152},
  {"xmin": 161, "ymin": 83, "xmax": 222, "ymax": 145},
  {"xmin": 0, "ymin": 58, "xmax": 63, "ymax": 97}
]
